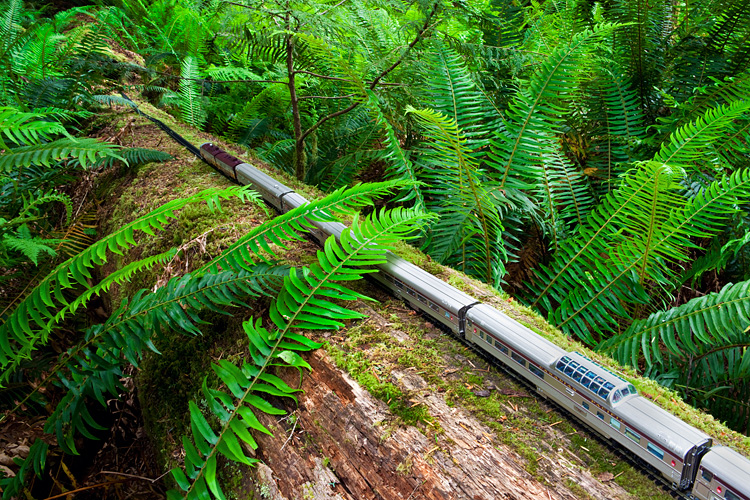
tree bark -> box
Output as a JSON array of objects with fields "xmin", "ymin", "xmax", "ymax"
[
  {"xmin": 287, "ymin": 33, "xmax": 305, "ymax": 181},
  {"xmin": 242, "ymin": 349, "xmax": 639, "ymax": 500}
]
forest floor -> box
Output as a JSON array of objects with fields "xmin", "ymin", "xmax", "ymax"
[{"xmin": 3, "ymin": 99, "xmax": 747, "ymax": 500}]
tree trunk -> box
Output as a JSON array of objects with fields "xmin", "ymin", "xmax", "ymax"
[
  {"xmin": 286, "ymin": 34, "xmax": 305, "ymax": 181},
  {"xmin": 241, "ymin": 349, "xmax": 639, "ymax": 500}
]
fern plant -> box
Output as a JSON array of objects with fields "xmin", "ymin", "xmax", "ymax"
[
  {"xmin": 1, "ymin": 178, "xmax": 414, "ymax": 498},
  {"xmin": 408, "ymin": 106, "xmax": 508, "ymax": 285},
  {"xmin": 0, "ymin": 185, "xmax": 258, "ymax": 370},
  {"xmin": 169, "ymin": 206, "xmax": 430, "ymax": 500}
]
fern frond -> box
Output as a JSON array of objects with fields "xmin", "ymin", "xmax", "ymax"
[
  {"xmin": 178, "ymin": 56, "xmax": 206, "ymax": 130},
  {"xmin": 527, "ymin": 164, "xmax": 750, "ymax": 342},
  {"xmin": 488, "ymin": 23, "xmax": 619, "ymax": 192},
  {"xmin": 0, "ymin": 186, "xmax": 258, "ymax": 369},
  {"xmin": 539, "ymin": 149, "xmax": 594, "ymax": 245},
  {"xmin": 0, "ymin": 106, "xmax": 68, "ymax": 149},
  {"xmin": 653, "ymin": 100, "xmax": 750, "ymax": 172},
  {"xmin": 600, "ymin": 280, "xmax": 750, "ymax": 370},
  {"xmin": 93, "ymin": 147, "xmax": 173, "ymax": 169},
  {"xmin": 588, "ymin": 66, "xmax": 646, "ymax": 174},
  {"xmin": 366, "ymin": 93, "xmax": 424, "ymax": 208},
  {"xmin": 408, "ymin": 106, "xmax": 507, "ymax": 285},
  {"xmin": 424, "ymin": 41, "xmax": 492, "ymax": 143},
  {"xmin": 33, "ymin": 264, "xmax": 288, "ymax": 454},
  {"xmin": 92, "ymin": 94, "xmax": 137, "ymax": 107},
  {"xmin": 0, "ymin": 438, "xmax": 48, "ymax": 499},
  {"xmin": 197, "ymin": 180, "xmax": 407, "ymax": 274},
  {"xmin": 0, "ymin": 137, "xmax": 122, "ymax": 171},
  {"xmin": 169, "ymin": 207, "xmax": 429, "ymax": 500},
  {"xmin": 2, "ymin": 231, "xmax": 59, "ymax": 265},
  {"xmin": 0, "ymin": 0, "xmax": 22, "ymax": 53}
]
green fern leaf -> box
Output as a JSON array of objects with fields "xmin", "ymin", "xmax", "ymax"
[
  {"xmin": 197, "ymin": 180, "xmax": 407, "ymax": 275},
  {"xmin": 170, "ymin": 206, "xmax": 430, "ymax": 500},
  {"xmin": 93, "ymin": 147, "xmax": 173, "ymax": 169},
  {"xmin": 653, "ymin": 100, "xmax": 750, "ymax": 172},
  {"xmin": 527, "ymin": 164, "xmax": 750, "ymax": 343},
  {"xmin": 366, "ymin": 93, "xmax": 424, "ymax": 208},
  {"xmin": 0, "ymin": 106, "xmax": 68, "ymax": 149},
  {"xmin": 600, "ymin": 280, "xmax": 750, "ymax": 369},
  {"xmin": 408, "ymin": 106, "xmax": 507, "ymax": 285},
  {"xmin": 0, "ymin": 137, "xmax": 122, "ymax": 171},
  {"xmin": 0, "ymin": 186, "xmax": 258, "ymax": 369},
  {"xmin": 178, "ymin": 56, "xmax": 206, "ymax": 130},
  {"xmin": 488, "ymin": 23, "xmax": 619, "ymax": 191}
]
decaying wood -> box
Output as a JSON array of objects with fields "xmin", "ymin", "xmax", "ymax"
[{"xmin": 245, "ymin": 350, "xmax": 637, "ymax": 500}]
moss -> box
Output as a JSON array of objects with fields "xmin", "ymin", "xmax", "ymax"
[{"xmin": 328, "ymin": 346, "xmax": 438, "ymax": 430}]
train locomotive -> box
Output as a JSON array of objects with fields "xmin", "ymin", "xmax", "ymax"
[{"xmin": 199, "ymin": 142, "xmax": 750, "ymax": 500}]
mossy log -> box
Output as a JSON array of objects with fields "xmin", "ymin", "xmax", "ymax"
[{"xmin": 244, "ymin": 348, "xmax": 636, "ymax": 500}]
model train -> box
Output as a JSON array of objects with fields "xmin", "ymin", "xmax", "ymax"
[{"xmin": 199, "ymin": 142, "xmax": 750, "ymax": 500}]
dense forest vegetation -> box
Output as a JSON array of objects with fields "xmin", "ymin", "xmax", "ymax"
[{"xmin": 1, "ymin": 0, "xmax": 750, "ymax": 498}]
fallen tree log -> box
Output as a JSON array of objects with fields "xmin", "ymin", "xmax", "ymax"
[{"xmin": 246, "ymin": 347, "xmax": 638, "ymax": 500}]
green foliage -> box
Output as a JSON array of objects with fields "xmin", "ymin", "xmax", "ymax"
[
  {"xmin": 169, "ymin": 206, "xmax": 430, "ymax": 500},
  {"xmin": 408, "ymin": 106, "xmax": 507, "ymax": 286},
  {"xmin": 601, "ymin": 280, "xmax": 750, "ymax": 370},
  {"xmin": 93, "ymin": 147, "xmax": 173, "ymax": 169},
  {"xmin": 528, "ymin": 163, "xmax": 750, "ymax": 343},
  {"xmin": 177, "ymin": 56, "xmax": 206, "ymax": 130},
  {"xmin": 488, "ymin": 24, "xmax": 617, "ymax": 192},
  {"xmin": 0, "ymin": 186, "xmax": 258, "ymax": 369}
]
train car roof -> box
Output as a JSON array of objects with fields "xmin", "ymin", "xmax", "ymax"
[
  {"xmin": 380, "ymin": 252, "xmax": 477, "ymax": 309},
  {"xmin": 466, "ymin": 303, "xmax": 565, "ymax": 367},
  {"xmin": 555, "ymin": 352, "xmax": 637, "ymax": 406},
  {"xmin": 235, "ymin": 163, "xmax": 293, "ymax": 200},
  {"xmin": 700, "ymin": 446, "xmax": 750, "ymax": 498},
  {"xmin": 613, "ymin": 396, "xmax": 711, "ymax": 459}
]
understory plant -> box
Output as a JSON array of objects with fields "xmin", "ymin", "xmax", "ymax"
[{"xmin": 0, "ymin": 179, "xmax": 426, "ymax": 499}]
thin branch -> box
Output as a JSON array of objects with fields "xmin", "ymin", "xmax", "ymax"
[
  {"xmin": 295, "ymin": 70, "xmax": 405, "ymax": 86},
  {"xmin": 299, "ymin": 94, "xmax": 355, "ymax": 100},
  {"xmin": 296, "ymin": 70, "xmax": 350, "ymax": 81},
  {"xmin": 298, "ymin": 0, "xmax": 439, "ymax": 144}
]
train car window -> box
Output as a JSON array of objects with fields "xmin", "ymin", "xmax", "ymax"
[
  {"xmin": 581, "ymin": 371, "xmax": 596, "ymax": 388},
  {"xmin": 625, "ymin": 428, "xmax": 641, "ymax": 443},
  {"xmin": 529, "ymin": 364, "xmax": 544, "ymax": 378},
  {"xmin": 597, "ymin": 412, "xmax": 604, "ymax": 420},
  {"xmin": 384, "ymin": 274, "xmax": 394, "ymax": 283},
  {"xmin": 589, "ymin": 376, "xmax": 606, "ymax": 393},
  {"xmin": 511, "ymin": 352, "xmax": 526, "ymax": 366},
  {"xmin": 725, "ymin": 490, "xmax": 740, "ymax": 500},
  {"xmin": 701, "ymin": 469, "xmax": 713, "ymax": 482},
  {"xmin": 564, "ymin": 361, "xmax": 580, "ymax": 376},
  {"xmin": 611, "ymin": 390, "xmax": 623, "ymax": 404},
  {"xmin": 394, "ymin": 279, "xmax": 404, "ymax": 289},
  {"xmin": 628, "ymin": 384, "xmax": 638, "ymax": 395},
  {"xmin": 429, "ymin": 301, "xmax": 440, "ymax": 312},
  {"xmin": 555, "ymin": 356, "xmax": 571, "ymax": 371},
  {"xmin": 495, "ymin": 340, "xmax": 509, "ymax": 354},
  {"xmin": 598, "ymin": 382, "xmax": 615, "ymax": 399},
  {"xmin": 573, "ymin": 365, "xmax": 587, "ymax": 382},
  {"xmin": 582, "ymin": 401, "xmax": 589, "ymax": 410},
  {"xmin": 610, "ymin": 417, "xmax": 621, "ymax": 430},
  {"xmin": 647, "ymin": 443, "xmax": 664, "ymax": 461},
  {"xmin": 417, "ymin": 293, "xmax": 428, "ymax": 304},
  {"xmin": 406, "ymin": 288, "xmax": 416, "ymax": 297}
]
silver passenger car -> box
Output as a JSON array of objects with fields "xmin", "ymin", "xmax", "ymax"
[
  {"xmin": 370, "ymin": 252, "xmax": 477, "ymax": 334},
  {"xmin": 611, "ymin": 394, "xmax": 711, "ymax": 489},
  {"xmin": 465, "ymin": 303, "xmax": 564, "ymax": 387},
  {"xmin": 693, "ymin": 446, "xmax": 750, "ymax": 500}
]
